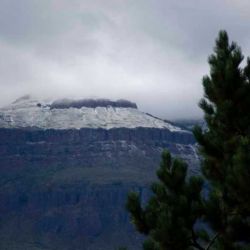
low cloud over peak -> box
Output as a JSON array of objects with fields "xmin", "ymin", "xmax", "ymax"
[{"xmin": 1, "ymin": 0, "xmax": 250, "ymax": 119}]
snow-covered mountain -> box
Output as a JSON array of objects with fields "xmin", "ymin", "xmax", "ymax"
[
  {"xmin": 0, "ymin": 95, "xmax": 184, "ymax": 131},
  {"xmin": 0, "ymin": 95, "xmax": 198, "ymax": 250}
]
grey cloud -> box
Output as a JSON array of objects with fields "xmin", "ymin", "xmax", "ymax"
[{"xmin": 0, "ymin": 0, "xmax": 250, "ymax": 119}]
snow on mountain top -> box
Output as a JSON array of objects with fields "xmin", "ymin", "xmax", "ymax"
[{"xmin": 0, "ymin": 96, "xmax": 187, "ymax": 132}]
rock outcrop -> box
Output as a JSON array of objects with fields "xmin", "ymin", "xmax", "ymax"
[{"xmin": 50, "ymin": 98, "xmax": 138, "ymax": 109}]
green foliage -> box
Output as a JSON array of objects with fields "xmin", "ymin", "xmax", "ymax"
[
  {"xmin": 126, "ymin": 150, "xmax": 204, "ymax": 250},
  {"xmin": 193, "ymin": 30, "xmax": 250, "ymax": 249},
  {"xmin": 127, "ymin": 30, "xmax": 250, "ymax": 250}
]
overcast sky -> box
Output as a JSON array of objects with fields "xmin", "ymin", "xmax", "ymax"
[{"xmin": 0, "ymin": 0, "xmax": 250, "ymax": 119}]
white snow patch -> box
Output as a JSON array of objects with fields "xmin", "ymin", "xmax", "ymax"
[{"xmin": 0, "ymin": 97, "xmax": 187, "ymax": 132}]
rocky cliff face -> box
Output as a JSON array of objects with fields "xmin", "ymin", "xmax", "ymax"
[
  {"xmin": 0, "ymin": 127, "xmax": 195, "ymax": 169},
  {"xmin": 0, "ymin": 97, "xmax": 200, "ymax": 250}
]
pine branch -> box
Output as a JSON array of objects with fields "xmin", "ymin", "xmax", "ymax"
[
  {"xmin": 191, "ymin": 229, "xmax": 205, "ymax": 250},
  {"xmin": 205, "ymin": 233, "xmax": 220, "ymax": 250}
]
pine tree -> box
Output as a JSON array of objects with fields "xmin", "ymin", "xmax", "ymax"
[
  {"xmin": 193, "ymin": 30, "xmax": 250, "ymax": 249},
  {"xmin": 126, "ymin": 150, "xmax": 205, "ymax": 250},
  {"xmin": 126, "ymin": 31, "xmax": 250, "ymax": 250}
]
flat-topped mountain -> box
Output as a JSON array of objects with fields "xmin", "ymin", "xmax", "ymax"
[
  {"xmin": 0, "ymin": 95, "xmax": 183, "ymax": 131},
  {"xmin": 0, "ymin": 96, "xmax": 199, "ymax": 250}
]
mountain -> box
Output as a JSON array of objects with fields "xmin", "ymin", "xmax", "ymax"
[
  {"xmin": 0, "ymin": 95, "xmax": 183, "ymax": 131},
  {"xmin": 172, "ymin": 118, "xmax": 206, "ymax": 131},
  {"xmin": 0, "ymin": 96, "xmax": 200, "ymax": 250}
]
